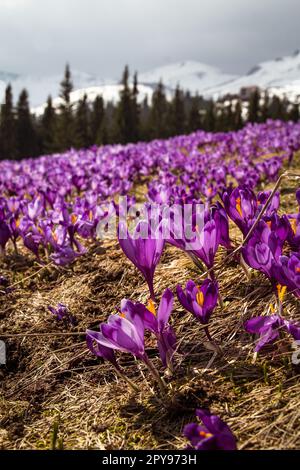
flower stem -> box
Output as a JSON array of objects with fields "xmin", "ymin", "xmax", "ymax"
[
  {"xmin": 144, "ymin": 356, "xmax": 168, "ymax": 397},
  {"xmin": 113, "ymin": 366, "xmax": 140, "ymax": 393}
]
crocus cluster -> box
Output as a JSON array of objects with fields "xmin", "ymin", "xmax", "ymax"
[
  {"xmin": 86, "ymin": 289, "xmax": 176, "ymax": 391},
  {"xmin": 0, "ymin": 120, "xmax": 299, "ymax": 267}
]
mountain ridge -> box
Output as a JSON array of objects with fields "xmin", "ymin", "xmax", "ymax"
[{"xmin": 1, "ymin": 51, "xmax": 300, "ymax": 114}]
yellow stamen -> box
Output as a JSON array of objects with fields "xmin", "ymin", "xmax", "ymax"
[
  {"xmin": 207, "ymin": 187, "xmax": 212, "ymax": 196},
  {"xmin": 147, "ymin": 299, "xmax": 156, "ymax": 316},
  {"xmin": 236, "ymin": 197, "xmax": 243, "ymax": 217},
  {"xmin": 196, "ymin": 289, "xmax": 204, "ymax": 307},
  {"xmin": 290, "ymin": 218, "xmax": 297, "ymax": 235},
  {"xmin": 266, "ymin": 221, "xmax": 272, "ymax": 229},
  {"xmin": 15, "ymin": 218, "xmax": 20, "ymax": 228},
  {"xmin": 199, "ymin": 431, "xmax": 213, "ymax": 438},
  {"xmin": 89, "ymin": 210, "xmax": 93, "ymax": 222},
  {"xmin": 120, "ymin": 312, "xmax": 126, "ymax": 318},
  {"xmin": 277, "ymin": 284, "xmax": 287, "ymax": 303},
  {"xmin": 269, "ymin": 303, "xmax": 275, "ymax": 313}
]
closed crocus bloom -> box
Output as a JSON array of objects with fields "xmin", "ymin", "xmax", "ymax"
[
  {"xmin": 118, "ymin": 220, "xmax": 165, "ymax": 300},
  {"xmin": 176, "ymin": 279, "xmax": 218, "ymax": 325},
  {"xmin": 222, "ymin": 186, "xmax": 257, "ymax": 236},
  {"xmin": 87, "ymin": 314, "xmax": 147, "ymax": 362},
  {"xmin": 184, "ymin": 409, "xmax": 237, "ymax": 451},
  {"xmin": 257, "ymin": 190, "xmax": 280, "ymax": 216},
  {"xmin": 121, "ymin": 289, "xmax": 176, "ymax": 369},
  {"xmin": 208, "ymin": 203, "xmax": 232, "ymax": 250},
  {"xmin": 242, "ymin": 221, "xmax": 282, "ymax": 279}
]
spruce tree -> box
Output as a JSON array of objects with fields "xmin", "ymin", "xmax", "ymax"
[
  {"xmin": 148, "ymin": 80, "xmax": 169, "ymax": 139},
  {"xmin": 131, "ymin": 71, "xmax": 140, "ymax": 142},
  {"xmin": 168, "ymin": 85, "xmax": 185, "ymax": 136},
  {"xmin": 290, "ymin": 103, "xmax": 300, "ymax": 122},
  {"xmin": 0, "ymin": 84, "xmax": 16, "ymax": 159},
  {"xmin": 90, "ymin": 95, "xmax": 105, "ymax": 145},
  {"xmin": 233, "ymin": 100, "xmax": 243, "ymax": 130},
  {"xmin": 203, "ymin": 100, "xmax": 215, "ymax": 132},
  {"xmin": 114, "ymin": 65, "xmax": 134, "ymax": 143},
  {"xmin": 16, "ymin": 89, "xmax": 38, "ymax": 159},
  {"xmin": 41, "ymin": 96, "xmax": 57, "ymax": 154},
  {"xmin": 57, "ymin": 64, "xmax": 75, "ymax": 150},
  {"xmin": 248, "ymin": 89, "xmax": 260, "ymax": 123},
  {"xmin": 188, "ymin": 94, "xmax": 203, "ymax": 132},
  {"xmin": 75, "ymin": 94, "xmax": 91, "ymax": 148}
]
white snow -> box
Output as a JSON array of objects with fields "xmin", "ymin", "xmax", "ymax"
[{"xmin": 1, "ymin": 51, "xmax": 300, "ymax": 115}]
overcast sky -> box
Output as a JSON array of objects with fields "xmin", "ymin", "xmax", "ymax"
[{"xmin": 0, "ymin": 0, "xmax": 299, "ymax": 78}]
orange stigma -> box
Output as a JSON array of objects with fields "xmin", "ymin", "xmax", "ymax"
[
  {"xmin": 277, "ymin": 284, "xmax": 287, "ymax": 303},
  {"xmin": 196, "ymin": 289, "xmax": 204, "ymax": 307},
  {"xmin": 235, "ymin": 197, "xmax": 243, "ymax": 217},
  {"xmin": 71, "ymin": 214, "xmax": 78, "ymax": 225},
  {"xmin": 199, "ymin": 431, "xmax": 213, "ymax": 438},
  {"xmin": 147, "ymin": 299, "xmax": 156, "ymax": 316},
  {"xmin": 290, "ymin": 219, "xmax": 297, "ymax": 235},
  {"xmin": 266, "ymin": 221, "xmax": 272, "ymax": 230}
]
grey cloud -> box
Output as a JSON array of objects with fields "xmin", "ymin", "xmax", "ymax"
[{"xmin": 0, "ymin": 0, "xmax": 299, "ymax": 78}]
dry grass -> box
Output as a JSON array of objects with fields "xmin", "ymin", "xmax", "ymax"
[{"xmin": 0, "ymin": 156, "xmax": 300, "ymax": 450}]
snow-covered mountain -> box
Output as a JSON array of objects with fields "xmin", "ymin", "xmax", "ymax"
[
  {"xmin": 139, "ymin": 60, "xmax": 238, "ymax": 94},
  {"xmin": 207, "ymin": 50, "xmax": 300, "ymax": 101},
  {"xmin": 1, "ymin": 51, "xmax": 300, "ymax": 115}
]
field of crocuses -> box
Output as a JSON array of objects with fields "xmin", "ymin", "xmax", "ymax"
[{"xmin": 1, "ymin": 119, "xmax": 300, "ymax": 450}]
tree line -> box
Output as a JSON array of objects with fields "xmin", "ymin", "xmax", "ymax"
[{"xmin": 0, "ymin": 64, "xmax": 299, "ymax": 160}]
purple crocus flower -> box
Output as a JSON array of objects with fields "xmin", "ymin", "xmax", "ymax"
[
  {"xmin": 86, "ymin": 335, "xmax": 118, "ymax": 368},
  {"xmin": 222, "ymin": 186, "xmax": 257, "ymax": 236},
  {"xmin": 242, "ymin": 220, "xmax": 283, "ymax": 279},
  {"xmin": 121, "ymin": 288, "xmax": 176, "ymax": 369},
  {"xmin": 48, "ymin": 303, "xmax": 76, "ymax": 325},
  {"xmin": 257, "ymin": 190, "xmax": 280, "ymax": 217},
  {"xmin": 86, "ymin": 314, "xmax": 147, "ymax": 361},
  {"xmin": 245, "ymin": 315, "xmax": 300, "ymax": 352},
  {"xmin": 118, "ymin": 220, "xmax": 165, "ymax": 300},
  {"xmin": 176, "ymin": 279, "xmax": 218, "ymax": 325},
  {"xmin": 0, "ymin": 220, "xmax": 11, "ymax": 256},
  {"xmin": 167, "ymin": 210, "xmax": 221, "ymax": 270},
  {"xmin": 183, "ymin": 409, "xmax": 237, "ymax": 450}
]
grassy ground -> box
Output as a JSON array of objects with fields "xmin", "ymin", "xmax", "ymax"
[{"xmin": 0, "ymin": 155, "xmax": 300, "ymax": 450}]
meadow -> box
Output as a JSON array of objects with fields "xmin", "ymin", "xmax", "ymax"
[{"xmin": 1, "ymin": 119, "xmax": 300, "ymax": 450}]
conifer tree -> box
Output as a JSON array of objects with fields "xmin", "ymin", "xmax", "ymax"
[
  {"xmin": 0, "ymin": 84, "xmax": 16, "ymax": 159},
  {"xmin": 16, "ymin": 89, "xmax": 38, "ymax": 159},
  {"xmin": 203, "ymin": 100, "xmax": 215, "ymax": 132},
  {"xmin": 41, "ymin": 96, "xmax": 57, "ymax": 154},
  {"xmin": 248, "ymin": 89, "xmax": 260, "ymax": 123},
  {"xmin": 75, "ymin": 94, "xmax": 91, "ymax": 148},
  {"xmin": 168, "ymin": 85, "xmax": 185, "ymax": 136},
  {"xmin": 57, "ymin": 64, "xmax": 75, "ymax": 150},
  {"xmin": 114, "ymin": 65, "xmax": 134, "ymax": 143},
  {"xmin": 233, "ymin": 100, "xmax": 243, "ymax": 130},
  {"xmin": 90, "ymin": 95, "xmax": 105, "ymax": 145},
  {"xmin": 188, "ymin": 94, "xmax": 202, "ymax": 132},
  {"xmin": 131, "ymin": 71, "xmax": 140, "ymax": 142},
  {"xmin": 148, "ymin": 80, "xmax": 169, "ymax": 139},
  {"xmin": 290, "ymin": 103, "xmax": 300, "ymax": 122}
]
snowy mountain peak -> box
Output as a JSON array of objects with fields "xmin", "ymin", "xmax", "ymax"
[{"xmin": 1, "ymin": 51, "xmax": 300, "ymax": 114}]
